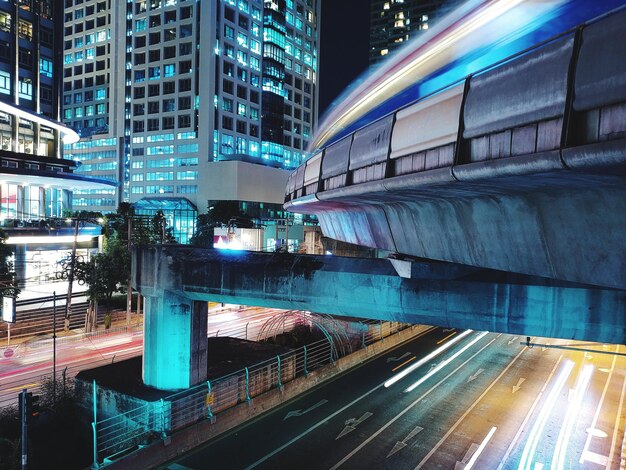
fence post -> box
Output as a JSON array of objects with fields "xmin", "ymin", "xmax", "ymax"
[
  {"xmin": 276, "ymin": 355, "xmax": 282, "ymax": 389},
  {"xmin": 206, "ymin": 380, "xmax": 213, "ymax": 419},
  {"xmin": 92, "ymin": 380, "xmax": 99, "ymax": 469},
  {"xmin": 160, "ymin": 398, "xmax": 167, "ymax": 439},
  {"xmin": 361, "ymin": 329, "xmax": 366, "ymax": 348},
  {"xmin": 245, "ymin": 367, "xmax": 251, "ymax": 402},
  {"xmin": 303, "ymin": 345, "xmax": 308, "ymax": 376},
  {"xmin": 379, "ymin": 321, "xmax": 383, "ymax": 340},
  {"xmin": 245, "ymin": 322, "xmax": 249, "ymax": 340}
]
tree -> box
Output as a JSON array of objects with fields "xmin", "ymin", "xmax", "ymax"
[
  {"xmin": 74, "ymin": 235, "xmax": 130, "ymax": 331},
  {"xmin": 0, "ymin": 228, "xmax": 19, "ymax": 299}
]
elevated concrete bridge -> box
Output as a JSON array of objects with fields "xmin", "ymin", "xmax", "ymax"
[
  {"xmin": 285, "ymin": 10, "xmax": 626, "ymax": 290},
  {"xmin": 133, "ymin": 246, "xmax": 624, "ymax": 390}
]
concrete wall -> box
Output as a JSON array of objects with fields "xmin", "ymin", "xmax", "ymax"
[{"xmin": 198, "ymin": 161, "xmax": 290, "ymax": 205}]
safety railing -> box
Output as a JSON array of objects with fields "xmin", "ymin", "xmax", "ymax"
[{"xmin": 90, "ymin": 320, "xmax": 411, "ymax": 466}]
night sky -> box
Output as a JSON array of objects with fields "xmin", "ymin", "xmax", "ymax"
[{"xmin": 318, "ymin": 0, "xmax": 371, "ymax": 118}]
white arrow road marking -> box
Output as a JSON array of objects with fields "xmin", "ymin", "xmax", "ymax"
[
  {"xmin": 336, "ymin": 412, "xmax": 373, "ymax": 440},
  {"xmin": 512, "ymin": 377, "xmax": 526, "ymax": 394},
  {"xmin": 283, "ymin": 399, "xmax": 328, "ymax": 420},
  {"xmin": 443, "ymin": 328, "xmax": 455, "ymax": 333},
  {"xmin": 467, "ymin": 369, "xmax": 484, "ymax": 383},
  {"xmin": 508, "ymin": 336, "xmax": 519, "ymax": 345},
  {"xmin": 455, "ymin": 442, "xmax": 479, "ymax": 469},
  {"xmin": 387, "ymin": 425, "xmax": 423, "ymax": 458},
  {"xmin": 386, "ymin": 352, "xmax": 412, "ymax": 363}
]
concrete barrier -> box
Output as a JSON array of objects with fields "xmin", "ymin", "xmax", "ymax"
[{"xmin": 102, "ymin": 324, "xmax": 433, "ymax": 469}]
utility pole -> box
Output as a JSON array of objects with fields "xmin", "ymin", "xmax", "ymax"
[
  {"xmin": 20, "ymin": 389, "xmax": 27, "ymax": 470},
  {"xmin": 64, "ymin": 218, "xmax": 79, "ymax": 332},
  {"xmin": 52, "ymin": 292, "xmax": 56, "ymax": 407},
  {"xmin": 126, "ymin": 216, "xmax": 132, "ymax": 326}
]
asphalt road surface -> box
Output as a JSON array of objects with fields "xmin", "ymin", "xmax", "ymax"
[{"xmin": 164, "ymin": 327, "xmax": 626, "ymax": 469}]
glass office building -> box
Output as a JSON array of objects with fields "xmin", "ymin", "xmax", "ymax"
[
  {"xmin": 62, "ymin": 0, "xmax": 320, "ymax": 243},
  {"xmin": 0, "ymin": 0, "xmax": 116, "ymax": 289}
]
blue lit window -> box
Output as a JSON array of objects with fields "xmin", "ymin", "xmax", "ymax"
[
  {"xmin": 222, "ymin": 98, "xmax": 233, "ymax": 112},
  {"xmin": 251, "ymin": 22, "xmax": 260, "ymax": 37},
  {"xmin": 96, "ymin": 103, "xmax": 106, "ymax": 114},
  {"xmin": 74, "ymin": 37, "xmax": 83, "ymax": 47},
  {"xmin": 96, "ymin": 88, "xmax": 106, "ymax": 100},
  {"xmin": 249, "ymin": 141, "xmax": 260, "ymax": 157},
  {"xmin": 251, "ymin": 39, "xmax": 261, "ymax": 54},
  {"xmin": 250, "ymin": 73, "xmax": 260, "ymax": 87},
  {"xmin": 250, "ymin": 56, "xmax": 260, "ymax": 71},
  {"xmin": 136, "ymin": 18, "xmax": 147, "ymax": 32},
  {"xmin": 221, "ymin": 133, "xmax": 234, "ymax": 155},
  {"xmin": 237, "ymin": 50, "xmax": 247, "ymax": 66},
  {"xmin": 176, "ymin": 170, "xmax": 197, "ymax": 180},
  {"xmin": 64, "ymin": 53, "xmax": 73, "ymax": 64},
  {"xmin": 86, "ymin": 34, "xmax": 95, "ymax": 45},
  {"xmin": 86, "ymin": 48, "xmax": 95, "ymax": 60},
  {"xmin": 237, "ymin": 32, "xmax": 248, "ymax": 48},
  {"xmin": 164, "ymin": 64, "xmax": 175, "ymax": 77},
  {"xmin": 224, "ymin": 25, "xmax": 234, "ymax": 40},
  {"xmin": 85, "ymin": 105, "xmax": 94, "ymax": 116},
  {"xmin": 149, "ymin": 66, "xmax": 161, "ymax": 79},
  {"xmin": 236, "ymin": 137, "xmax": 247, "ymax": 153},
  {"xmin": 96, "ymin": 29, "xmax": 107, "ymax": 42},
  {"xmin": 286, "ymin": 12, "xmax": 293, "ymax": 25},
  {"xmin": 18, "ymin": 78, "xmax": 32, "ymax": 100},
  {"xmin": 237, "ymin": 103, "xmax": 246, "ymax": 116},
  {"xmin": 296, "ymin": 18, "xmax": 303, "ymax": 30},
  {"xmin": 135, "ymin": 70, "xmax": 146, "ymax": 82},
  {"xmin": 252, "ymin": 7, "xmax": 261, "ymax": 21},
  {"xmin": 238, "ymin": 0, "xmax": 248, "ymax": 13},
  {"xmin": 40, "ymin": 57, "xmax": 53, "ymax": 78},
  {"xmin": 74, "ymin": 51, "xmax": 84, "ymax": 62}
]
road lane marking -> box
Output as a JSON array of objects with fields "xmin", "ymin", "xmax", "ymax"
[
  {"xmin": 607, "ymin": 362, "xmax": 626, "ymax": 470},
  {"xmin": 391, "ymin": 356, "xmax": 416, "ymax": 372},
  {"xmin": 467, "ymin": 368, "xmax": 484, "ymax": 384},
  {"xmin": 387, "ymin": 352, "xmax": 412, "ymax": 363},
  {"xmin": 581, "ymin": 450, "xmax": 608, "ymax": 466},
  {"xmin": 414, "ymin": 339, "xmax": 524, "ymax": 469},
  {"xmin": 512, "ymin": 378, "xmax": 526, "ymax": 394},
  {"xmin": 336, "ymin": 412, "xmax": 373, "ymax": 440},
  {"xmin": 456, "ymin": 442, "xmax": 480, "ymax": 469},
  {"xmin": 496, "ymin": 356, "xmax": 563, "ymax": 470},
  {"xmin": 437, "ymin": 331, "xmax": 457, "ymax": 344},
  {"xmin": 464, "ymin": 426, "xmax": 497, "ymax": 470},
  {"xmin": 508, "ymin": 336, "xmax": 519, "ymax": 345},
  {"xmin": 243, "ymin": 327, "xmax": 435, "ymax": 469},
  {"xmin": 328, "ymin": 333, "xmax": 499, "ymax": 470},
  {"xmin": 283, "ymin": 399, "xmax": 328, "ymax": 421},
  {"xmin": 579, "ymin": 344, "xmax": 618, "ymax": 465},
  {"xmin": 387, "ymin": 425, "xmax": 423, "ymax": 458}
]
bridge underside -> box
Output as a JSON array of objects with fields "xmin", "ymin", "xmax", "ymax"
[
  {"xmin": 296, "ymin": 144, "xmax": 626, "ymax": 290},
  {"xmin": 133, "ymin": 246, "xmax": 624, "ymax": 389}
]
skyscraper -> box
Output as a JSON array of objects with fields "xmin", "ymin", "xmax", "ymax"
[
  {"xmin": 370, "ymin": 0, "xmax": 462, "ymax": 65},
  {"xmin": 62, "ymin": 0, "xmax": 320, "ymax": 243}
]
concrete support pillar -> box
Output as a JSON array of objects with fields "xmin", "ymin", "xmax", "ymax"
[{"xmin": 143, "ymin": 290, "xmax": 207, "ymax": 391}]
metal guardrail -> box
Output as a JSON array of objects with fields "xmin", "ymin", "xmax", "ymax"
[{"xmin": 91, "ymin": 320, "xmax": 409, "ymax": 465}]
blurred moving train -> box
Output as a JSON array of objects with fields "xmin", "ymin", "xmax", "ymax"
[{"xmin": 284, "ymin": 4, "xmax": 625, "ymax": 210}]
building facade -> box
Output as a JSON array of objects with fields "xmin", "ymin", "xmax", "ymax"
[
  {"xmin": 370, "ymin": 0, "xmax": 461, "ymax": 65},
  {"xmin": 62, "ymin": 0, "xmax": 320, "ymax": 243},
  {"xmin": 0, "ymin": 0, "xmax": 115, "ymax": 291}
]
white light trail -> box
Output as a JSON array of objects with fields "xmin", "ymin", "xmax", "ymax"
[
  {"xmin": 518, "ymin": 360, "xmax": 575, "ymax": 470},
  {"xmin": 466, "ymin": 426, "xmax": 498, "ymax": 470},
  {"xmin": 552, "ymin": 364, "xmax": 594, "ymax": 470},
  {"xmin": 404, "ymin": 331, "xmax": 489, "ymax": 392},
  {"xmin": 384, "ymin": 329, "xmax": 473, "ymax": 388}
]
